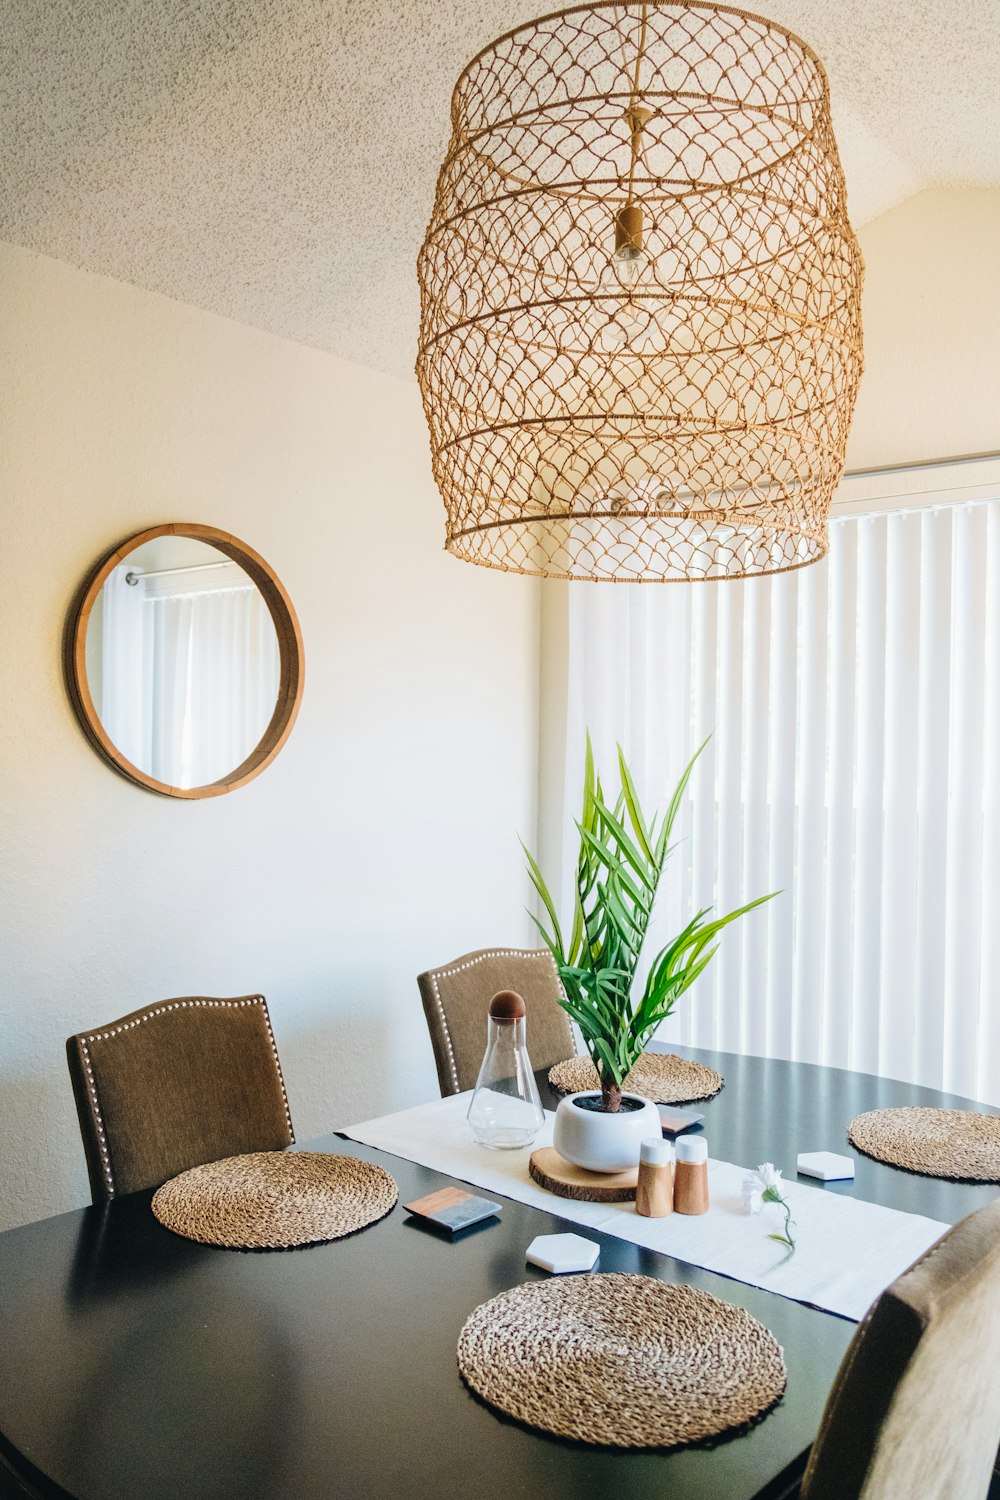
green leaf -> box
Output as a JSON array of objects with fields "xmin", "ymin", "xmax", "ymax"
[
  {"xmin": 656, "ymin": 735, "xmax": 711, "ymax": 864},
  {"xmin": 656, "ymin": 909, "xmax": 712, "ymax": 970},
  {"xmin": 691, "ymin": 892, "xmax": 779, "ymax": 948},
  {"xmin": 568, "ymin": 893, "xmax": 585, "ymax": 967},
  {"xmin": 671, "ymin": 945, "xmax": 719, "ymax": 997},
  {"xmin": 593, "ymin": 1036, "xmax": 628, "ymax": 1089},
  {"xmin": 558, "ymin": 975, "xmax": 621, "ymax": 1033},
  {"xmin": 582, "ymin": 733, "xmax": 597, "ymax": 835},
  {"xmin": 603, "ymin": 880, "xmax": 641, "ymax": 946},
  {"xmin": 617, "ymin": 746, "xmax": 656, "ymax": 865},
  {"xmin": 580, "ymin": 808, "xmax": 653, "ymax": 888},
  {"xmin": 526, "ymin": 910, "xmax": 560, "ymax": 960},
  {"xmin": 608, "ymin": 860, "xmax": 652, "ymax": 917},
  {"xmin": 575, "ymin": 834, "xmax": 643, "ymax": 912},
  {"xmin": 520, "ymin": 837, "xmax": 564, "ymax": 958}
]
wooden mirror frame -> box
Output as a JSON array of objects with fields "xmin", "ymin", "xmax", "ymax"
[{"xmin": 65, "ymin": 523, "xmax": 304, "ymax": 799}]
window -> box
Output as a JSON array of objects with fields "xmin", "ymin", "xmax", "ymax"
[{"xmin": 554, "ymin": 458, "xmax": 1000, "ymax": 1101}]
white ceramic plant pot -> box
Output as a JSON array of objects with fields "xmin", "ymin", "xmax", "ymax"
[{"xmin": 553, "ymin": 1091, "xmax": 662, "ymax": 1174}]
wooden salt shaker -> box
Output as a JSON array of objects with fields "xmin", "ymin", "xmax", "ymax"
[
  {"xmin": 636, "ymin": 1137, "xmax": 674, "ymax": 1217},
  {"xmin": 674, "ymin": 1136, "xmax": 709, "ymax": 1215}
]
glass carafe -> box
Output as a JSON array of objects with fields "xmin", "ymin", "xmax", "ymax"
[{"xmin": 467, "ymin": 991, "xmax": 545, "ymax": 1149}]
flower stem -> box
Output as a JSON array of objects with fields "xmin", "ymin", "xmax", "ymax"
[
  {"xmin": 762, "ymin": 1185, "xmax": 796, "ymax": 1252},
  {"xmin": 779, "ymin": 1199, "xmax": 796, "ymax": 1249}
]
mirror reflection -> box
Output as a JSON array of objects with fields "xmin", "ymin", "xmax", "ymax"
[{"xmin": 84, "ymin": 536, "xmax": 280, "ymax": 789}]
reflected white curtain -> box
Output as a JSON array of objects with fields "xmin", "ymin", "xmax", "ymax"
[
  {"xmin": 562, "ymin": 498, "xmax": 1000, "ymax": 1103},
  {"xmin": 98, "ymin": 568, "xmax": 280, "ymax": 789},
  {"xmin": 99, "ymin": 564, "xmax": 150, "ymax": 769},
  {"xmin": 146, "ymin": 586, "xmax": 279, "ymax": 787}
]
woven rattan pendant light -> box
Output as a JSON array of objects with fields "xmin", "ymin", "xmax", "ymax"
[{"xmin": 416, "ymin": 2, "xmax": 863, "ymax": 582}]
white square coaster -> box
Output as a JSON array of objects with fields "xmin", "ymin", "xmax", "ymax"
[{"xmin": 797, "ymin": 1150, "xmax": 855, "ymax": 1182}]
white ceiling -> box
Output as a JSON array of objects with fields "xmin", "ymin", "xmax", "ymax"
[{"xmin": 2, "ymin": 0, "xmax": 998, "ymax": 380}]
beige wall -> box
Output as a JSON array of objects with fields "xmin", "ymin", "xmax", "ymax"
[
  {"xmin": 0, "ymin": 240, "xmax": 540, "ymax": 1230},
  {"xmin": 846, "ymin": 187, "xmax": 1000, "ymax": 469}
]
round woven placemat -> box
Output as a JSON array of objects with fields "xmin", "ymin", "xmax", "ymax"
[
  {"xmin": 548, "ymin": 1051, "xmax": 723, "ymax": 1105},
  {"xmin": 848, "ymin": 1108, "xmax": 1000, "ymax": 1181},
  {"xmin": 152, "ymin": 1152, "xmax": 398, "ymax": 1249},
  {"xmin": 457, "ymin": 1273, "xmax": 785, "ymax": 1449}
]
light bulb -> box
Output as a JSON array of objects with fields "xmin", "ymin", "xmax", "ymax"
[{"xmin": 613, "ymin": 243, "xmax": 645, "ymax": 287}]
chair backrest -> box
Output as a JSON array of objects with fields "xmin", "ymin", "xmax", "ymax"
[
  {"xmin": 66, "ymin": 995, "xmax": 294, "ymax": 1202},
  {"xmin": 417, "ymin": 947, "xmax": 576, "ymax": 1097},
  {"xmin": 802, "ymin": 1196, "xmax": 1000, "ymax": 1500}
]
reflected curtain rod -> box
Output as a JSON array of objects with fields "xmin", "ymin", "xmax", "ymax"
[{"xmin": 125, "ymin": 561, "xmax": 236, "ymax": 586}]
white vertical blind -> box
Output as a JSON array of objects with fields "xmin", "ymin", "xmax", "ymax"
[
  {"xmin": 980, "ymin": 506, "xmax": 1000, "ymax": 1103},
  {"xmin": 560, "ymin": 493, "xmax": 1000, "ymax": 1103}
]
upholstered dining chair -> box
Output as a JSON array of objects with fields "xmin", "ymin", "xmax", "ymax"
[
  {"xmin": 800, "ymin": 1196, "xmax": 1000, "ymax": 1500},
  {"xmin": 417, "ymin": 947, "xmax": 576, "ymax": 1097},
  {"xmin": 66, "ymin": 995, "xmax": 294, "ymax": 1202}
]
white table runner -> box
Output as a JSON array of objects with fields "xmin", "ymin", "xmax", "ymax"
[{"xmin": 344, "ymin": 1093, "xmax": 949, "ymax": 1322}]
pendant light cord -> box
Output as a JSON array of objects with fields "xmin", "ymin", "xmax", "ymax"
[{"xmin": 625, "ymin": 4, "xmax": 650, "ymax": 206}]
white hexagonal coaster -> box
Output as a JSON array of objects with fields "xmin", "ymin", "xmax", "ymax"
[
  {"xmin": 797, "ymin": 1150, "xmax": 855, "ymax": 1181},
  {"xmin": 525, "ymin": 1232, "xmax": 600, "ymax": 1273}
]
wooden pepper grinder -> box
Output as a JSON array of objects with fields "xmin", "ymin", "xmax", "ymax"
[
  {"xmin": 674, "ymin": 1136, "xmax": 710, "ymax": 1215},
  {"xmin": 636, "ymin": 1137, "xmax": 674, "ymax": 1217}
]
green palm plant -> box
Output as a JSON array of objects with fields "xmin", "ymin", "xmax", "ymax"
[{"xmin": 523, "ymin": 736, "xmax": 776, "ymax": 1113}]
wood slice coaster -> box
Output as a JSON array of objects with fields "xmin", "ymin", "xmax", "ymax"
[
  {"xmin": 848, "ymin": 1108, "xmax": 1000, "ymax": 1181},
  {"xmin": 549, "ymin": 1051, "xmax": 723, "ymax": 1105},
  {"xmin": 529, "ymin": 1146, "xmax": 637, "ymax": 1202},
  {"xmin": 152, "ymin": 1151, "xmax": 398, "ymax": 1249},
  {"xmin": 458, "ymin": 1273, "xmax": 786, "ymax": 1449}
]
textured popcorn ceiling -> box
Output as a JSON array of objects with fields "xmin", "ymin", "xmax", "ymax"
[{"xmin": 2, "ymin": 0, "xmax": 998, "ymax": 380}]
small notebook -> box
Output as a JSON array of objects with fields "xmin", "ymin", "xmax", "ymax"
[{"xmin": 403, "ymin": 1187, "xmax": 501, "ymax": 1234}]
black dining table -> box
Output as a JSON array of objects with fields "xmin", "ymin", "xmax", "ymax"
[{"xmin": 1, "ymin": 1045, "xmax": 998, "ymax": 1500}]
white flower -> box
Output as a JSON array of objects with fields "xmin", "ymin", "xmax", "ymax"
[
  {"xmin": 742, "ymin": 1174, "xmax": 765, "ymax": 1215},
  {"xmin": 742, "ymin": 1163, "xmax": 783, "ymax": 1215},
  {"xmin": 743, "ymin": 1162, "xmax": 797, "ymax": 1255}
]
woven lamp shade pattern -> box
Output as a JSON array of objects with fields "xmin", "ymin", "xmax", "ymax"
[{"xmin": 416, "ymin": 1, "xmax": 864, "ymax": 582}]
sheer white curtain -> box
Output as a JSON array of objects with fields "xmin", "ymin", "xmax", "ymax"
[
  {"xmin": 98, "ymin": 566, "xmax": 280, "ymax": 788},
  {"xmin": 560, "ymin": 482, "xmax": 1000, "ymax": 1103},
  {"xmin": 99, "ymin": 563, "xmax": 151, "ymax": 770},
  {"xmin": 146, "ymin": 584, "xmax": 279, "ymax": 787}
]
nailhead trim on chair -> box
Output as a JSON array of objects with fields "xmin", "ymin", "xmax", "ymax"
[
  {"xmin": 429, "ymin": 949, "xmax": 575, "ymax": 1096},
  {"xmin": 427, "ymin": 971, "xmax": 462, "ymax": 1095},
  {"xmin": 79, "ymin": 996, "xmax": 294, "ymax": 1199},
  {"xmin": 78, "ymin": 1038, "xmax": 115, "ymax": 1196}
]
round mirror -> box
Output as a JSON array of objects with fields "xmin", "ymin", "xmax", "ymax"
[{"xmin": 67, "ymin": 524, "xmax": 303, "ymax": 797}]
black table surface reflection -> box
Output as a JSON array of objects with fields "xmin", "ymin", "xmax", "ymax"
[{"xmin": 0, "ymin": 1045, "xmax": 997, "ymax": 1500}]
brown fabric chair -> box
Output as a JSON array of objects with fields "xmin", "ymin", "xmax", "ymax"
[
  {"xmin": 66, "ymin": 995, "xmax": 294, "ymax": 1202},
  {"xmin": 801, "ymin": 1196, "xmax": 1000, "ymax": 1500},
  {"xmin": 417, "ymin": 947, "xmax": 576, "ymax": 1096}
]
